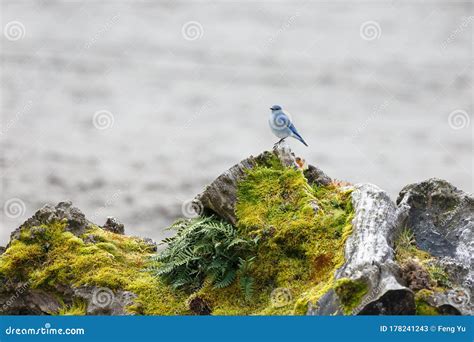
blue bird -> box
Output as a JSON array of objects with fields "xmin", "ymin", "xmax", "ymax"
[{"xmin": 268, "ymin": 105, "xmax": 308, "ymax": 147}]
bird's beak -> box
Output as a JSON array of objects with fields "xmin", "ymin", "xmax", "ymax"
[{"xmin": 269, "ymin": 108, "xmax": 273, "ymax": 110}]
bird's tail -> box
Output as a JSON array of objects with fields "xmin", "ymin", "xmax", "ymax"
[{"xmin": 293, "ymin": 133, "xmax": 308, "ymax": 147}]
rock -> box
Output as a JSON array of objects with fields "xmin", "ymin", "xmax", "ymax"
[
  {"xmin": 309, "ymin": 183, "xmax": 415, "ymax": 315},
  {"xmin": 8, "ymin": 201, "xmax": 90, "ymax": 246},
  {"xmin": 396, "ymin": 178, "xmax": 473, "ymax": 315},
  {"xmin": 304, "ymin": 164, "xmax": 332, "ymax": 186},
  {"xmin": 272, "ymin": 142, "xmax": 300, "ymax": 168},
  {"xmin": 102, "ymin": 217, "xmax": 125, "ymax": 235},
  {"xmin": 0, "ymin": 285, "xmax": 61, "ymax": 315},
  {"xmin": 424, "ymin": 291, "xmax": 463, "ymax": 315}
]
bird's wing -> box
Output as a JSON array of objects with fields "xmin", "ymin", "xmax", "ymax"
[
  {"xmin": 289, "ymin": 123, "xmax": 309, "ymax": 146},
  {"xmin": 288, "ymin": 122, "xmax": 302, "ymax": 138}
]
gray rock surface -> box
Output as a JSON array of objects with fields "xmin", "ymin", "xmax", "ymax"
[
  {"xmin": 309, "ymin": 183, "xmax": 414, "ymax": 315},
  {"xmin": 0, "ymin": 284, "xmax": 61, "ymax": 315},
  {"xmin": 397, "ymin": 178, "xmax": 473, "ymax": 315},
  {"xmin": 8, "ymin": 201, "xmax": 90, "ymax": 247},
  {"xmin": 304, "ymin": 165, "xmax": 332, "ymax": 187},
  {"xmin": 102, "ymin": 217, "xmax": 125, "ymax": 235}
]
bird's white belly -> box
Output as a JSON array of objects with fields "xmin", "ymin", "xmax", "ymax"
[{"xmin": 269, "ymin": 116, "xmax": 291, "ymax": 138}]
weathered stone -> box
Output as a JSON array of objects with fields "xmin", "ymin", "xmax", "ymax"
[
  {"xmin": 0, "ymin": 286, "xmax": 61, "ymax": 315},
  {"xmin": 304, "ymin": 164, "xmax": 332, "ymax": 186},
  {"xmin": 309, "ymin": 183, "xmax": 414, "ymax": 315},
  {"xmin": 102, "ymin": 217, "xmax": 125, "ymax": 235},
  {"xmin": 8, "ymin": 201, "xmax": 90, "ymax": 247},
  {"xmin": 396, "ymin": 178, "xmax": 473, "ymax": 315}
]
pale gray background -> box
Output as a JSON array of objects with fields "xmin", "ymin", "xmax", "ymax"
[{"xmin": 1, "ymin": 1, "xmax": 472, "ymax": 245}]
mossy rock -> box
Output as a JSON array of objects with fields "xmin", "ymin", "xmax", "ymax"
[
  {"xmin": 0, "ymin": 219, "xmax": 188, "ymax": 315},
  {"xmin": 151, "ymin": 157, "xmax": 355, "ymax": 315}
]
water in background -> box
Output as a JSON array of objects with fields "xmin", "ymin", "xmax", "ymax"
[{"xmin": 1, "ymin": 1, "xmax": 472, "ymax": 245}]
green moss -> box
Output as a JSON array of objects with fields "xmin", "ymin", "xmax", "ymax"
[
  {"xmin": 56, "ymin": 299, "xmax": 87, "ymax": 315},
  {"xmin": 334, "ymin": 278, "xmax": 369, "ymax": 314},
  {"xmin": 415, "ymin": 289, "xmax": 439, "ymax": 315},
  {"xmin": 426, "ymin": 264, "xmax": 452, "ymax": 289},
  {"xmin": 0, "ymin": 241, "xmax": 44, "ymax": 278},
  {"xmin": 0, "ymin": 221, "xmax": 188, "ymax": 315},
  {"xmin": 395, "ymin": 227, "xmax": 432, "ymax": 263}
]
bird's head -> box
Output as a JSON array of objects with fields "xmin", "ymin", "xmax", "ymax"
[{"xmin": 270, "ymin": 105, "xmax": 282, "ymax": 112}]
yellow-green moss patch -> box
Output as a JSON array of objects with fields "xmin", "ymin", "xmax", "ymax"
[
  {"xmin": 334, "ymin": 278, "xmax": 369, "ymax": 314},
  {"xmin": 0, "ymin": 222, "xmax": 188, "ymax": 315},
  {"xmin": 414, "ymin": 289, "xmax": 439, "ymax": 315}
]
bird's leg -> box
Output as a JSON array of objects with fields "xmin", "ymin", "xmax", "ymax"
[{"xmin": 274, "ymin": 138, "xmax": 286, "ymax": 147}]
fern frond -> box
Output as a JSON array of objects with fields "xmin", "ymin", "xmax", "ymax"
[
  {"xmin": 214, "ymin": 270, "xmax": 237, "ymax": 289},
  {"xmin": 240, "ymin": 276, "xmax": 254, "ymax": 301},
  {"xmin": 148, "ymin": 215, "xmax": 257, "ymax": 292}
]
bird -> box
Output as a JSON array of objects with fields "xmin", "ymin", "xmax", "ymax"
[{"xmin": 268, "ymin": 105, "xmax": 308, "ymax": 146}]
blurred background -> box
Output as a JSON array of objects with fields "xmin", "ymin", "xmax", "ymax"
[{"xmin": 1, "ymin": 1, "xmax": 472, "ymax": 245}]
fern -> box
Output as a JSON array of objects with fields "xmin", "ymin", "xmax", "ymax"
[
  {"xmin": 238, "ymin": 257, "xmax": 255, "ymax": 301},
  {"xmin": 214, "ymin": 269, "xmax": 237, "ymax": 289},
  {"xmin": 148, "ymin": 216, "xmax": 257, "ymax": 295},
  {"xmin": 240, "ymin": 275, "xmax": 254, "ymax": 301}
]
